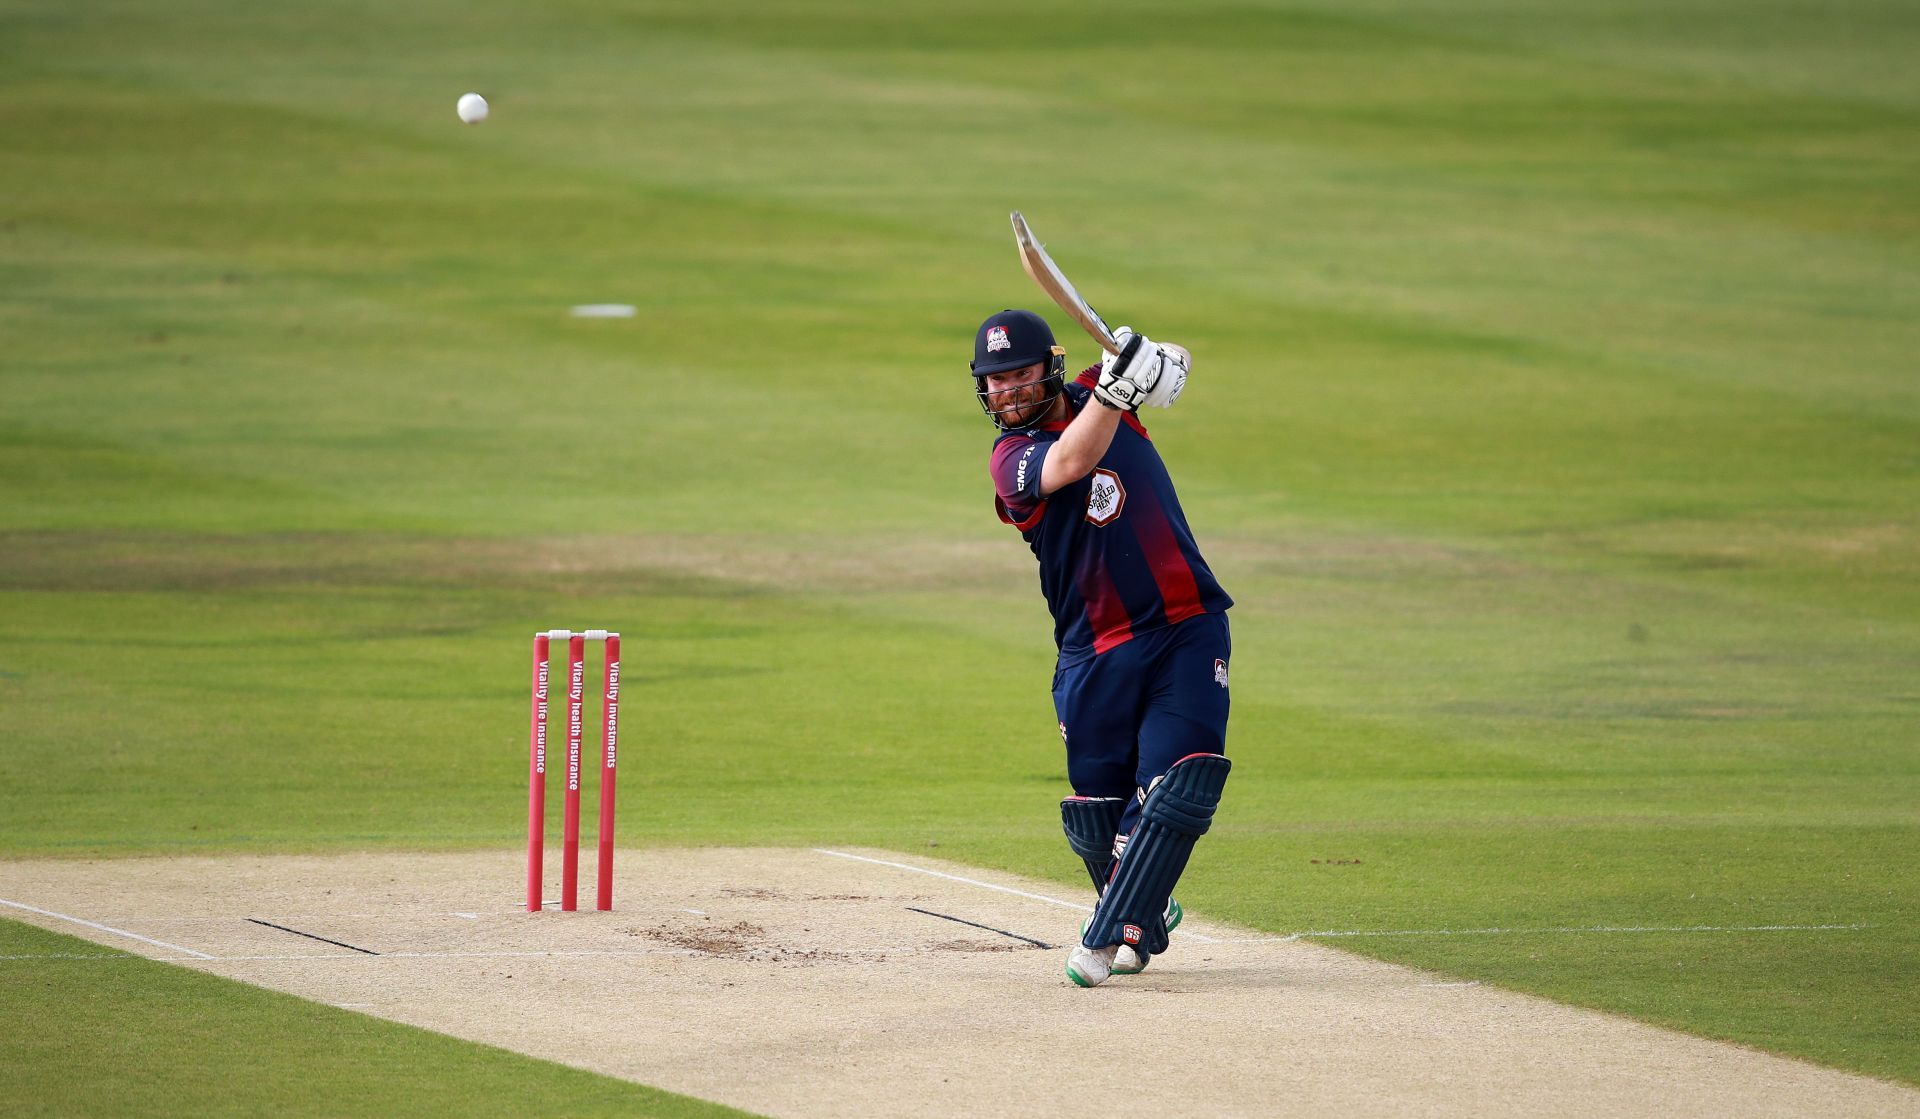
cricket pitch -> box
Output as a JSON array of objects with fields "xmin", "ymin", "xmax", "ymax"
[{"xmin": 2, "ymin": 847, "xmax": 1914, "ymax": 1118}]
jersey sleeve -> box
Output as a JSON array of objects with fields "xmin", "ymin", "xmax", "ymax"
[{"xmin": 990, "ymin": 435, "xmax": 1050, "ymax": 530}]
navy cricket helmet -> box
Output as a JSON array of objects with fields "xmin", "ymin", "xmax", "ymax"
[{"xmin": 971, "ymin": 309, "xmax": 1067, "ymax": 429}]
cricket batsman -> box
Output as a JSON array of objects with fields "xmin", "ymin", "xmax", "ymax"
[{"xmin": 971, "ymin": 308, "xmax": 1233, "ymax": 987}]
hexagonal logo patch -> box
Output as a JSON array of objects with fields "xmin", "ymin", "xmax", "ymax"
[{"xmin": 1085, "ymin": 468, "xmax": 1125, "ymax": 526}]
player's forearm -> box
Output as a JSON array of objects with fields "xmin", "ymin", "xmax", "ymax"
[{"xmin": 1039, "ymin": 402, "xmax": 1123, "ymax": 494}]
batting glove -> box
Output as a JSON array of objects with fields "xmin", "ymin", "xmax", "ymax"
[{"xmin": 1093, "ymin": 328, "xmax": 1163, "ymax": 413}]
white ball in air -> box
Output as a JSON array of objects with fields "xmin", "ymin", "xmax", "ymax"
[{"xmin": 456, "ymin": 92, "xmax": 489, "ymax": 124}]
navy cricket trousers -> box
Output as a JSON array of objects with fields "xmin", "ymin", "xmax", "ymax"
[{"xmin": 1052, "ymin": 612, "xmax": 1231, "ymax": 840}]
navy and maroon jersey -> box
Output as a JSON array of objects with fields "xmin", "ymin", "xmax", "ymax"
[{"xmin": 990, "ymin": 368, "xmax": 1232, "ymax": 663}]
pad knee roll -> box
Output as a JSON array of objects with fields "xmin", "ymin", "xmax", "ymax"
[{"xmin": 1081, "ymin": 754, "xmax": 1230, "ymax": 954}]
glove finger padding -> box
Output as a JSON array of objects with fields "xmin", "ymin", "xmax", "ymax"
[
  {"xmin": 1143, "ymin": 342, "xmax": 1188, "ymax": 408},
  {"xmin": 1094, "ymin": 330, "xmax": 1163, "ymax": 413}
]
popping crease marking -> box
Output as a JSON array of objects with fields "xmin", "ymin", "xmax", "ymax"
[
  {"xmin": 66, "ymin": 910, "xmax": 535, "ymax": 922},
  {"xmin": 104, "ymin": 912, "xmax": 1874, "ymax": 938},
  {"xmin": 812, "ymin": 848, "xmax": 1220, "ymax": 944},
  {"xmin": 0, "ymin": 897, "xmax": 216, "ymax": 959},
  {"xmin": 0, "ymin": 947, "xmax": 935, "ymax": 964},
  {"xmin": 153, "ymin": 945, "xmax": 932, "ymax": 963},
  {"xmin": 1212, "ymin": 923, "xmax": 1876, "ymax": 944}
]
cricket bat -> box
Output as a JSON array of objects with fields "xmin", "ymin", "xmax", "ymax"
[{"xmin": 1010, "ymin": 211, "xmax": 1123, "ymax": 357}]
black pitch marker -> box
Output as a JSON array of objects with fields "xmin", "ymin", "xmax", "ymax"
[
  {"xmin": 246, "ymin": 918, "xmax": 379, "ymax": 955},
  {"xmin": 906, "ymin": 906, "xmax": 1054, "ymax": 949}
]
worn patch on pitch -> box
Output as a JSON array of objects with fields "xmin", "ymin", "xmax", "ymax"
[{"xmin": 1, "ymin": 848, "xmax": 1914, "ymax": 1119}]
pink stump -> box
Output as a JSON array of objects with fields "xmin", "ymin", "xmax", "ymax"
[
  {"xmin": 562, "ymin": 633, "xmax": 585, "ymax": 911},
  {"xmin": 597, "ymin": 634, "xmax": 621, "ymax": 910},
  {"xmin": 525, "ymin": 634, "xmax": 551, "ymax": 912}
]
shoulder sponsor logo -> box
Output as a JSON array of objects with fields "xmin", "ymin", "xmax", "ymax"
[
  {"xmin": 986, "ymin": 325, "xmax": 1011, "ymax": 353},
  {"xmin": 1085, "ymin": 467, "xmax": 1124, "ymax": 526},
  {"xmin": 1016, "ymin": 445, "xmax": 1036, "ymax": 491}
]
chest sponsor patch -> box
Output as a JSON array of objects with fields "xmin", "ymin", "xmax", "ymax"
[{"xmin": 1085, "ymin": 468, "xmax": 1125, "ymax": 526}]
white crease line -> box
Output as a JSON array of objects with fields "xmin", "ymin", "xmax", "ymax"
[
  {"xmin": 102, "ymin": 949, "xmax": 701, "ymax": 964},
  {"xmin": 0, "ymin": 897, "xmax": 216, "ymax": 959},
  {"xmin": 189, "ymin": 945, "xmax": 929, "ymax": 963},
  {"xmin": 1211, "ymin": 923, "xmax": 1875, "ymax": 944},
  {"xmin": 65, "ymin": 912, "xmax": 523, "ymax": 923},
  {"xmin": 811, "ymin": 848, "xmax": 1220, "ymax": 944},
  {"xmin": 813, "ymin": 849, "xmax": 1091, "ymax": 911}
]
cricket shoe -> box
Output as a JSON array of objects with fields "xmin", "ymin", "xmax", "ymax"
[
  {"xmin": 1066, "ymin": 943, "xmax": 1120, "ymax": 988},
  {"xmin": 1112, "ymin": 898, "xmax": 1183, "ymax": 975},
  {"xmin": 1078, "ymin": 898, "xmax": 1184, "ymax": 977}
]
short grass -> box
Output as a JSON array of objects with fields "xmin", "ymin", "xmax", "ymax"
[
  {"xmin": 0, "ymin": 921, "xmax": 757, "ymax": 1119},
  {"xmin": 2, "ymin": 0, "xmax": 1917, "ymax": 1107}
]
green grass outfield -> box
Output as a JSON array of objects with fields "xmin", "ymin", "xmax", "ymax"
[
  {"xmin": 0, "ymin": 921, "xmax": 753, "ymax": 1119},
  {"xmin": 3, "ymin": 0, "xmax": 1917, "ymax": 1108}
]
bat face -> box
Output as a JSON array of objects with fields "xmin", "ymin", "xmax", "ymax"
[{"xmin": 1010, "ymin": 211, "xmax": 1123, "ymax": 356}]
